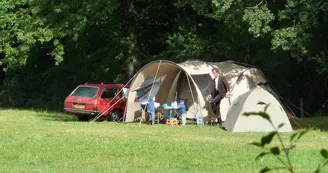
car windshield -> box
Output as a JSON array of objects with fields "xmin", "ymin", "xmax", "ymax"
[{"xmin": 71, "ymin": 86, "xmax": 98, "ymax": 98}]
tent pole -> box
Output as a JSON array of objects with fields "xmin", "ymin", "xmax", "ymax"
[
  {"xmin": 186, "ymin": 73, "xmax": 195, "ymax": 104},
  {"xmin": 167, "ymin": 70, "xmax": 181, "ymax": 103},
  {"xmin": 139, "ymin": 60, "xmax": 162, "ymax": 125}
]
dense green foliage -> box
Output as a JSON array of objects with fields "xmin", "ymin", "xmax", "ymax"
[{"xmin": 0, "ymin": 0, "xmax": 327, "ymax": 114}]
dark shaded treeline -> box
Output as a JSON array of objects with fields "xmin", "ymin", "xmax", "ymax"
[{"xmin": 0, "ymin": 0, "xmax": 327, "ymax": 115}]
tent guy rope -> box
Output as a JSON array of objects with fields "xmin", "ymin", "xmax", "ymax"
[
  {"xmin": 90, "ymin": 73, "xmax": 137, "ymax": 123},
  {"xmin": 139, "ymin": 60, "xmax": 162, "ymax": 125}
]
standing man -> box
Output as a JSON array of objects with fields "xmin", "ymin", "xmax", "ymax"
[{"xmin": 207, "ymin": 67, "xmax": 230, "ymax": 128}]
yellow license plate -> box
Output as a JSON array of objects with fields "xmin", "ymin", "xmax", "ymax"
[{"xmin": 74, "ymin": 104, "xmax": 85, "ymax": 109}]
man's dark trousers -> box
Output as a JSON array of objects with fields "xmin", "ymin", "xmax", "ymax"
[{"xmin": 211, "ymin": 93, "xmax": 223, "ymax": 124}]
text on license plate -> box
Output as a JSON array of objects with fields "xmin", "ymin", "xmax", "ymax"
[{"xmin": 74, "ymin": 104, "xmax": 85, "ymax": 109}]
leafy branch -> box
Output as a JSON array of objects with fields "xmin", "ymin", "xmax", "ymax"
[{"xmin": 243, "ymin": 104, "xmax": 328, "ymax": 173}]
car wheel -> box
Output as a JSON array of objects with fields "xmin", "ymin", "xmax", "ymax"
[
  {"xmin": 77, "ymin": 115, "xmax": 89, "ymax": 121},
  {"xmin": 108, "ymin": 109, "xmax": 122, "ymax": 121}
]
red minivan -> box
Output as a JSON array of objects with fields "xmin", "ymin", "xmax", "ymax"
[{"xmin": 64, "ymin": 82, "xmax": 129, "ymax": 121}]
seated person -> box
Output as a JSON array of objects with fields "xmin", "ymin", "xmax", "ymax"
[{"xmin": 178, "ymin": 99, "xmax": 187, "ymax": 125}]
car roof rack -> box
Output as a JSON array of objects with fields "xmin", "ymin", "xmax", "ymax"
[{"xmin": 85, "ymin": 82, "xmax": 115, "ymax": 84}]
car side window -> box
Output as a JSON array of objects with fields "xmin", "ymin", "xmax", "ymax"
[{"xmin": 101, "ymin": 88, "xmax": 117, "ymax": 98}]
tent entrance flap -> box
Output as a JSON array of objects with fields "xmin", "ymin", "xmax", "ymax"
[
  {"xmin": 166, "ymin": 70, "xmax": 182, "ymax": 103},
  {"xmin": 132, "ymin": 75, "xmax": 167, "ymax": 101},
  {"xmin": 190, "ymin": 74, "xmax": 214, "ymax": 99}
]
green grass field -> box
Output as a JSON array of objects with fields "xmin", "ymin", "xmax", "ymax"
[{"xmin": 0, "ymin": 109, "xmax": 327, "ymax": 173}]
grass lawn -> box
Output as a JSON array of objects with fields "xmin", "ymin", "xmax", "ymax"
[{"xmin": 0, "ymin": 109, "xmax": 327, "ymax": 173}]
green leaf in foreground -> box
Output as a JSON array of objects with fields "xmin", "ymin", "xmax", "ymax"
[
  {"xmin": 320, "ymin": 149, "xmax": 328, "ymax": 159},
  {"xmin": 261, "ymin": 132, "xmax": 276, "ymax": 146},
  {"xmin": 264, "ymin": 104, "xmax": 271, "ymax": 113},
  {"xmin": 270, "ymin": 147, "xmax": 280, "ymax": 155},
  {"xmin": 290, "ymin": 132, "xmax": 298, "ymax": 142},
  {"xmin": 315, "ymin": 164, "xmax": 320, "ymax": 173},
  {"xmin": 250, "ymin": 142, "xmax": 263, "ymax": 147},
  {"xmin": 278, "ymin": 123, "xmax": 284, "ymax": 129},
  {"xmin": 260, "ymin": 167, "xmax": 271, "ymax": 173},
  {"xmin": 296, "ymin": 130, "xmax": 309, "ymax": 141},
  {"xmin": 243, "ymin": 112, "xmax": 271, "ymax": 121},
  {"xmin": 256, "ymin": 152, "xmax": 271, "ymax": 160},
  {"xmin": 284, "ymin": 144, "xmax": 296, "ymax": 153}
]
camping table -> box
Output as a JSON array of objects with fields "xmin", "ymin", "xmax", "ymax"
[{"xmin": 164, "ymin": 107, "xmax": 181, "ymax": 125}]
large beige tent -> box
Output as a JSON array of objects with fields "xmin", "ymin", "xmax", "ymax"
[{"xmin": 124, "ymin": 60, "xmax": 292, "ymax": 129}]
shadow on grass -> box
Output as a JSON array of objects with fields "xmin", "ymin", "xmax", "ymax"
[
  {"xmin": 291, "ymin": 116, "xmax": 328, "ymax": 131},
  {"xmin": 34, "ymin": 110, "xmax": 120, "ymax": 123},
  {"xmin": 0, "ymin": 107, "xmax": 79, "ymax": 122},
  {"xmin": 34, "ymin": 110, "xmax": 80, "ymax": 122}
]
